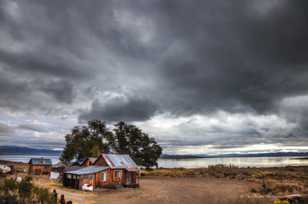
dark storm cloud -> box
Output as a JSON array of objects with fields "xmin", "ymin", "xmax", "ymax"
[
  {"xmin": 39, "ymin": 80, "xmax": 75, "ymax": 104},
  {"xmin": 153, "ymin": 0, "xmax": 308, "ymax": 115},
  {"xmin": 1, "ymin": 0, "xmax": 308, "ymax": 148},
  {"xmin": 0, "ymin": 50, "xmax": 88, "ymax": 79},
  {"xmin": 1, "ymin": 0, "xmax": 308, "ymax": 115},
  {"xmin": 0, "ymin": 70, "xmax": 76, "ymax": 111},
  {"xmin": 80, "ymin": 97, "xmax": 158, "ymax": 122}
]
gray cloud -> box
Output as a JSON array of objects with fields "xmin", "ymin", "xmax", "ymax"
[
  {"xmin": 39, "ymin": 80, "xmax": 75, "ymax": 104},
  {"xmin": 80, "ymin": 97, "xmax": 158, "ymax": 122},
  {"xmin": 17, "ymin": 124, "xmax": 47, "ymax": 132},
  {"xmin": 0, "ymin": 123, "xmax": 14, "ymax": 136},
  {"xmin": 153, "ymin": 0, "xmax": 308, "ymax": 115},
  {"xmin": 1, "ymin": 0, "xmax": 308, "ymax": 149}
]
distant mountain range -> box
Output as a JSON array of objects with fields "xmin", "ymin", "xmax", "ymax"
[
  {"xmin": 0, "ymin": 146, "xmax": 62, "ymax": 156},
  {"xmin": 161, "ymin": 152, "xmax": 308, "ymax": 159},
  {"xmin": 2, "ymin": 145, "xmax": 308, "ymax": 159}
]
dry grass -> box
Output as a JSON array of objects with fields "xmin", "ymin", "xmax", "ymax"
[
  {"xmin": 3, "ymin": 161, "xmax": 308, "ymax": 203},
  {"xmin": 0, "ymin": 160, "xmax": 28, "ymax": 173},
  {"xmin": 141, "ymin": 165, "xmax": 308, "ymax": 197}
]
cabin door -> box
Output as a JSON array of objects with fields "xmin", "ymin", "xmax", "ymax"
[
  {"xmin": 35, "ymin": 168, "xmax": 41, "ymax": 175},
  {"xmin": 126, "ymin": 172, "xmax": 132, "ymax": 185}
]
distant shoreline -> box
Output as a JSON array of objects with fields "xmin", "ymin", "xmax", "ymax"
[
  {"xmin": 161, "ymin": 152, "xmax": 308, "ymax": 159},
  {"xmin": 293, "ymin": 157, "xmax": 308, "ymax": 160},
  {"xmin": 3, "ymin": 145, "xmax": 308, "ymax": 160}
]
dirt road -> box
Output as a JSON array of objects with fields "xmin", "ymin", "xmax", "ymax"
[{"xmin": 34, "ymin": 177, "xmax": 264, "ymax": 204}]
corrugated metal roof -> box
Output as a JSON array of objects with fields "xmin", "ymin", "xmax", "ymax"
[
  {"xmin": 64, "ymin": 166, "xmax": 83, "ymax": 173},
  {"xmin": 65, "ymin": 166, "xmax": 108, "ymax": 175},
  {"xmin": 29, "ymin": 158, "xmax": 52, "ymax": 165},
  {"xmin": 103, "ymin": 154, "xmax": 138, "ymax": 171}
]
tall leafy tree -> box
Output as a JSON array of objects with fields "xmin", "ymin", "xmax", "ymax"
[
  {"xmin": 60, "ymin": 120, "xmax": 162, "ymax": 168},
  {"xmin": 60, "ymin": 120, "xmax": 113, "ymax": 162},
  {"xmin": 113, "ymin": 121, "xmax": 162, "ymax": 168}
]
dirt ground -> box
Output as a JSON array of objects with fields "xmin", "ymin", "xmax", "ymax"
[{"xmin": 33, "ymin": 176, "xmax": 266, "ymax": 204}]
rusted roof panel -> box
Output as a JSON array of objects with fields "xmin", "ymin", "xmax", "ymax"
[
  {"xmin": 29, "ymin": 158, "xmax": 52, "ymax": 165},
  {"xmin": 103, "ymin": 154, "xmax": 138, "ymax": 171},
  {"xmin": 65, "ymin": 166, "xmax": 108, "ymax": 175}
]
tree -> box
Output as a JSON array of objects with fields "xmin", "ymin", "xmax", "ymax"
[
  {"xmin": 60, "ymin": 120, "xmax": 162, "ymax": 168},
  {"xmin": 113, "ymin": 121, "xmax": 162, "ymax": 168},
  {"xmin": 60, "ymin": 120, "xmax": 113, "ymax": 162}
]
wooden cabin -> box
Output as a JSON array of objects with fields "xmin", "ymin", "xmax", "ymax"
[
  {"xmin": 28, "ymin": 158, "xmax": 52, "ymax": 175},
  {"xmin": 63, "ymin": 154, "xmax": 139, "ymax": 190},
  {"xmin": 94, "ymin": 154, "xmax": 139, "ymax": 187}
]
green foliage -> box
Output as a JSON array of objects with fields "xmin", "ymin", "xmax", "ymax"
[
  {"xmin": 60, "ymin": 120, "xmax": 112, "ymax": 162},
  {"xmin": 3, "ymin": 178, "xmax": 17, "ymax": 196},
  {"xmin": 0, "ymin": 176, "xmax": 56, "ymax": 204},
  {"xmin": 33, "ymin": 186, "xmax": 51, "ymax": 204},
  {"xmin": 60, "ymin": 120, "xmax": 162, "ymax": 168},
  {"xmin": 113, "ymin": 121, "xmax": 162, "ymax": 168},
  {"xmin": 18, "ymin": 176, "xmax": 33, "ymax": 202}
]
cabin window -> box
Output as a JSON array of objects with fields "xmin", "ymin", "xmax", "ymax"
[
  {"xmin": 101, "ymin": 172, "xmax": 107, "ymax": 182},
  {"xmin": 114, "ymin": 170, "xmax": 122, "ymax": 178},
  {"xmin": 67, "ymin": 174, "xmax": 72, "ymax": 179}
]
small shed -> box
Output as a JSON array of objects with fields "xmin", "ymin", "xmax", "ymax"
[
  {"xmin": 63, "ymin": 166, "xmax": 108, "ymax": 189},
  {"xmin": 28, "ymin": 158, "xmax": 52, "ymax": 175}
]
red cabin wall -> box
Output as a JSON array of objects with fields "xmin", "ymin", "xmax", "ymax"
[{"xmin": 29, "ymin": 164, "xmax": 51, "ymax": 175}]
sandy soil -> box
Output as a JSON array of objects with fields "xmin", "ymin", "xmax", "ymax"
[{"xmin": 33, "ymin": 176, "xmax": 264, "ymax": 204}]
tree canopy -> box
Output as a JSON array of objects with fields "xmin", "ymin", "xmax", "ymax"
[{"xmin": 60, "ymin": 120, "xmax": 162, "ymax": 168}]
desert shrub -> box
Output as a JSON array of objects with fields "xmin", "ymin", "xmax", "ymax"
[
  {"xmin": 271, "ymin": 183, "xmax": 302, "ymax": 194},
  {"xmin": 2, "ymin": 178, "xmax": 17, "ymax": 196},
  {"xmin": 273, "ymin": 199, "xmax": 290, "ymax": 204},
  {"xmin": 33, "ymin": 186, "xmax": 51, "ymax": 204},
  {"xmin": 252, "ymin": 170, "xmax": 267, "ymax": 179},
  {"xmin": 208, "ymin": 196, "xmax": 270, "ymax": 204},
  {"xmin": 140, "ymin": 168, "xmax": 195, "ymax": 177},
  {"xmin": 257, "ymin": 180, "xmax": 273, "ymax": 195},
  {"xmin": 18, "ymin": 176, "xmax": 33, "ymax": 203},
  {"xmin": 250, "ymin": 188, "xmax": 257, "ymax": 193},
  {"xmin": 0, "ymin": 195, "xmax": 18, "ymax": 204},
  {"xmin": 0, "ymin": 176, "xmax": 56, "ymax": 204}
]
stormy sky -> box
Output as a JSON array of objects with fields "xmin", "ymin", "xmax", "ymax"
[{"xmin": 1, "ymin": 0, "xmax": 308, "ymax": 154}]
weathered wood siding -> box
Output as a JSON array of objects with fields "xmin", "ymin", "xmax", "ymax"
[{"xmin": 29, "ymin": 164, "xmax": 51, "ymax": 175}]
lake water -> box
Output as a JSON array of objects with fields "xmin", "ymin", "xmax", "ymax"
[
  {"xmin": 158, "ymin": 156, "xmax": 308, "ymax": 168},
  {"xmin": 1, "ymin": 154, "xmax": 308, "ymax": 168}
]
